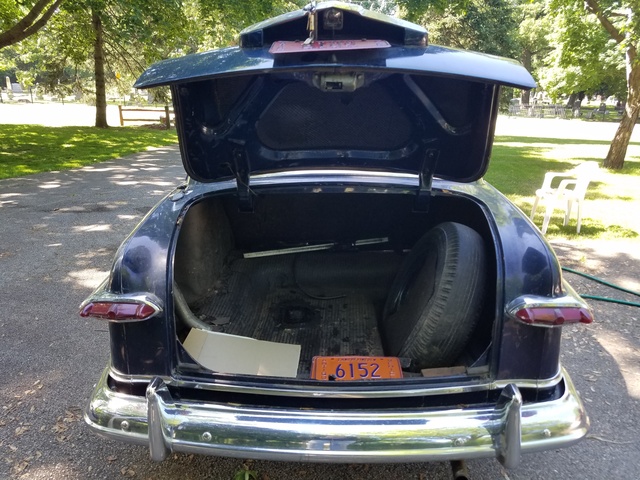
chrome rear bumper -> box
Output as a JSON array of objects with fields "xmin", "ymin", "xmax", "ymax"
[{"xmin": 85, "ymin": 368, "xmax": 588, "ymax": 467}]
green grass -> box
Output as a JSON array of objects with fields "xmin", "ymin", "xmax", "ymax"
[
  {"xmin": 488, "ymin": 136, "xmax": 640, "ymax": 240},
  {"xmin": 0, "ymin": 124, "xmax": 178, "ymax": 180},
  {"xmin": 1, "ymin": 124, "xmax": 638, "ymax": 241}
]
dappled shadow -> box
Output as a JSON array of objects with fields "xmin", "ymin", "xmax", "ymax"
[
  {"xmin": 497, "ymin": 135, "xmax": 640, "ymax": 147},
  {"xmin": 487, "ymin": 143, "xmax": 574, "ymax": 197},
  {"xmin": 554, "ymin": 240, "xmax": 640, "ymax": 402},
  {"xmin": 0, "ymin": 146, "xmax": 185, "ymax": 478},
  {"xmin": 529, "ymin": 213, "xmax": 639, "ymax": 240},
  {"xmin": 1, "ymin": 144, "xmax": 639, "ymax": 478},
  {"xmin": 491, "ymin": 239, "xmax": 640, "ymax": 479},
  {"xmin": 0, "ymin": 124, "xmax": 178, "ymax": 179},
  {"xmin": 490, "ymin": 138, "xmax": 640, "ymax": 239}
]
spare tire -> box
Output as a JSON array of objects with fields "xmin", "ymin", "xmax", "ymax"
[{"xmin": 381, "ymin": 222, "xmax": 487, "ymax": 370}]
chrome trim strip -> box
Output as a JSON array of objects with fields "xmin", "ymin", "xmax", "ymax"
[
  {"xmin": 106, "ymin": 366, "xmax": 564, "ymax": 399},
  {"xmin": 86, "ymin": 368, "xmax": 588, "ymax": 465},
  {"xmin": 250, "ymin": 170, "xmax": 419, "ymax": 188},
  {"xmin": 492, "ymin": 367, "xmax": 563, "ymax": 390},
  {"xmin": 188, "ymin": 169, "xmax": 483, "ymax": 195}
]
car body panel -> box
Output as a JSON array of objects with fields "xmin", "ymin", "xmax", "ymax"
[
  {"xmin": 88, "ymin": 175, "xmax": 566, "ymax": 383},
  {"xmin": 134, "ymin": 45, "xmax": 537, "ymax": 91}
]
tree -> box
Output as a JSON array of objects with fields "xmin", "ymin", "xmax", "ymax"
[
  {"xmin": 513, "ymin": 0, "xmax": 552, "ymax": 105},
  {"xmin": 400, "ymin": 0, "xmax": 519, "ymax": 58},
  {"xmin": 551, "ymin": 0, "xmax": 640, "ymax": 169},
  {"xmin": 56, "ymin": 0, "xmax": 191, "ymax": 127},
  {"xmin": 0, "ymin": 0, "xmax": 62, "ymax": 49}
]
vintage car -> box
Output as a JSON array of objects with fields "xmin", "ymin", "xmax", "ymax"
[{"xmin": 82, "ymin": 1, "xmax": 592, "ymax": 472}]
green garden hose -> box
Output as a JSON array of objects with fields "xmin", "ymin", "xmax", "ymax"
[{"xmin": 562, "ymin": 266, "xmax": 640, "ymax": 308}]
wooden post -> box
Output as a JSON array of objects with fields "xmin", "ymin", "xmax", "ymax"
[
  {"xmin": 118, "ymin": 105, "xmax": 124, "ymax": 126},
  {"xmin": 164, "ymin": 105, "xmax": 170, "ymax": 129}
]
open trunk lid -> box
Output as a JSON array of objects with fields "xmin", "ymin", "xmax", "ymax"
[{"xmin": 134, "ymin": 2, "xmax": 535, "ymax": 185}]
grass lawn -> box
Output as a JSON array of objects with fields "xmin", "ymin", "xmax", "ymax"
[
  {"xmin": 488, "ymin": 135, "xmax": 640, "ymax": 240},
  {"xmin": 1, "ymin": 123, "xmax": 638, "ymax": 241},
  {"xmin": 0, "ymin": 124, "xmax": 177, "ymax": 180}
]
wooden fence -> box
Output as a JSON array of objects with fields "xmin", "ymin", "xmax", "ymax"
[{"xmin": 118, "ymin": 105, "xmax": 174, "ymax": 128}]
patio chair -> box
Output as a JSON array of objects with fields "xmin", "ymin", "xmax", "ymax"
[{"xmin": 530, "ymin": 161, "xmax": 600, "ymax": 234}]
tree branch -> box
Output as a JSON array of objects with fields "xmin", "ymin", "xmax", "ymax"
[
  {"xmin": 103, "ymin": 40, "xmax": 137, "ymax": 77},
  {"xmin": 21, "ymin": 0, "xmax": 63, "ymax": 38},
  {"xmin": 583, "ymin": 0, "xmax": 625, "ymax": 43},
  {"xmin": 0, "ymin": 0, "xmax": 63, "ymax": 49},
  {"xmin": 102, "ymin": 30, "xmax": 146, "ymax": 73}
]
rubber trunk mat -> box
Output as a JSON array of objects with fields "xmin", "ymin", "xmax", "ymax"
[{"xmin": 191, "ymin": 252, "xmax": 401, "ymax": 377}]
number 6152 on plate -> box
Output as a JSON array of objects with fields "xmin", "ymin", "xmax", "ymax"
[{"xmin": 311, "ymin": 356, "xmax": 403, "ymax": 381}]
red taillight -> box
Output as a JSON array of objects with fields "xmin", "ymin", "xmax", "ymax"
[
  {"xmin": 514, "ymin": 307, "xmax": 593, "ymax": 326},
  {"xmin": 80, "ymin": 301, "xmax": 157, "ymax": 321}
]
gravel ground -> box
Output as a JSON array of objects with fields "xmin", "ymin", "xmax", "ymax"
[{"xmin": 1, "ymin": 106, "xmax": 639, "ymax": 479}]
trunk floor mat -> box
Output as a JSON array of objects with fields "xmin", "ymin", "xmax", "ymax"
[{"xmin": 192, "ymin": 252, "xmax": 400, "ymax": 377}]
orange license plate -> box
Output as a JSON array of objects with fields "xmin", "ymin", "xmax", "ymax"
[{"xmin": 311, "ymin": 356, "xmax": 403, "ymax": 381}]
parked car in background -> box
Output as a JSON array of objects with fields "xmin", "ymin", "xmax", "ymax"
[{"xmin": 82, "ymin": 1, "xmax": 592, "ymax": 472}]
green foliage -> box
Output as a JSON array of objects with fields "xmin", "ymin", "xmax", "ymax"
[
  {"xmin": 194, "ymin": 0, "xmax": 305, "ymax": 50},
  {"xmin": 233, "ymin": 465, "xmax": 258, "ymax": 480},
  {"xmin": 409, "ymin": 0, "xmax": 519, "ymax": 58},
  {"xmin": 539, "ymin": 4, "xmax": 625, "ymax": 99},
  {"xmin": 514, "ymin": 0, "xmax": 552, "ymax": 72},
  {"xmin": 0, "ymin": 0, "xmax": 24, "ymax": 29},
  {"xmin": 397, "ymin": 0, "xmax": 470, "ymax": 22},
  {"xmin": 0, "ymin": 124, "xmax": 177, "ymax": 179},
  {"xmin": 1, "ymin": 0, "xmax": 193, "ymax": 109}
]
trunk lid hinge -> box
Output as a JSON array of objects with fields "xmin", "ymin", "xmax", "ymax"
[
  {"xmin": 233, "ymin": 148, "xmax": 254, "ymax": 212},
  {"xmin": 414, "ymin": 148, "xmax": 439, "ymax": 212}
]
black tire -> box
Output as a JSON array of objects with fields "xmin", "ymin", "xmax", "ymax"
[{"xmin": 381, "ymin": 222, "xmax": 487, "ymax": 370}]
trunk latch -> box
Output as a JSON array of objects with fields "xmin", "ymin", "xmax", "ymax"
[
  {"xmin": 414, "ymin": 148, "xmax": 439, "ymax": 212},
  {"xmin": 233, "ymin": 149, "xmax": 254, "ymax": 212}
]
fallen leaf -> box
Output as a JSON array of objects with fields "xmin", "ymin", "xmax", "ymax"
[{"xmin": 11, "ymin": 461, "xmax": 28, "ymax": 475}]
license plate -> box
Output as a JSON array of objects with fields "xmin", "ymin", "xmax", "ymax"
[{"xmin": 311, "ymin": 356, "xmax": 403, "ymax": 381}]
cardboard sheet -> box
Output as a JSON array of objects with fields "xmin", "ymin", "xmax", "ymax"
[{"xmin": 183, "ymin": 328, "xmax": 301, "ymax": 378}]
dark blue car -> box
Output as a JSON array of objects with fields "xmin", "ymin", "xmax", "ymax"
[{"xmin": 82, "ymin": 2, "xmax": 592, "ymax": 471}]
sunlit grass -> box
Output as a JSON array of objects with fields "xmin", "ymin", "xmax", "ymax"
[
  {"xmin": 0, "ymin": 124, "xmax": 178, "ymax": 180},
  {"xmin": 1, "ymin": 124, "xmax": 638, "ymax": 241},
  {"xmin": 488, "ymin": 136, "xmax": 640, "ymax": 240}
]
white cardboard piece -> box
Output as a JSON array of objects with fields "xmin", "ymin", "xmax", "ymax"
[{"xmin": 183, "ymin": 328, "xmax": 301, "ymax": 378}]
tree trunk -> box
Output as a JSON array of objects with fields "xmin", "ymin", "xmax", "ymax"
[
  {"xmin": 565, "ymin": 93, "xmax": 577, "ymax": 109},
  {"xmin": 92, "ymin": 9, "xmax": 108, "ymax": 128},
  {"xmin": 603, "ymin": 52, "xmax": 640, "ymax": 169},
  {"xmin": 520, "ymin": 48, "xmax": 532, "ymax": 105}
]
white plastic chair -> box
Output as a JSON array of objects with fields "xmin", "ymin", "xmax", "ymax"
[{"xmin": 530, "ymin": 161, "xmax": 599, "ymax": 234}]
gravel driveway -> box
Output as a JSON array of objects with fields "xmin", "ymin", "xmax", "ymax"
[{"xmin": 1, "ymin": 145, "xmax": 638, "ymax": 479}]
